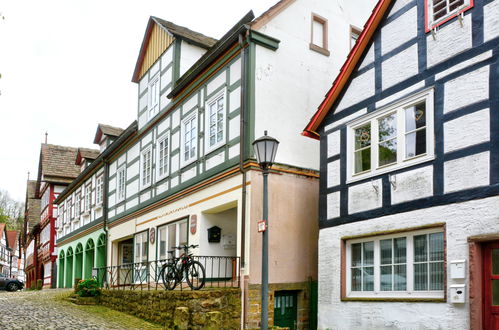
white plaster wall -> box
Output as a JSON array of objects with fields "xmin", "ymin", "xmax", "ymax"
[
  {"xmin": 381, "ymin": 6, "xmax": 417, "ymax": 55},
  {"xmin": 181, "ymin": 166, "xmax": 196, "ymax": 183},
  {"xmin": 182, "ymin": 93, "xmax": 198, "ymax": 115},
  {"xmin": 228, "ymin": 144, "xmax": 239, "ymax": 160},
  {"xmin": 382, "ymin": 44, "xmax": 419, "ymax": 90},
  {"xmin": 229, "ymin": 87, "xmax": 240, "ymax": 112},
  {"xmin": 229, "ymin": 58, "xmax": 241, "ymax": 85},
  {"xmin": 426, "ymin": 14, "xmax": 472, "ymax": 68},
  {"xmin": 157, "ymin": 116, "xmax": 170, "ymax": 135},
  {"xmin": 318, "ymin": 196, "xmax": 499, "ymax": 330},
  {"xmin": 228, "ymin": 115, "xmax": 240, "ymax": 141},
  {"xmin": 444, "ymin": 108, "xmax": 490, "ymax": 153},
  {"xmin": 206, "ymin": 71, "xmax": 226, "ymax": 96},
  {"xmin": 160, "ymin": 46, "xmax": 173, "ymax": 70},
  {"xmin": 443, "ymin": 65, "xmax": 490, "ymax": 114},
  {"xmin": 205, "ymin": 151, "xmax": 225, "ymax": 171},
  {"xmin": 348, "ymin": 179, "xmax": 382, "ymax": 214},
  {"xmin": 390, "ymin": 165, "xmax": 433, "ymax": 204},
  {"xmin": 127, "ymin": 142, "xmax": 140, "ymax": 162},
  {"xmin": 483, "ymin": 0, "xmax": 499, "ymax": 42},
  {"xmin": 358, "ymin": 44, "xmax": 374, "ymax": 70},
  {"xmin": 327, "ymin": 130, "xmax": 340, "ymax": 158},
  {"xmin": 337, "ymin": 68, "xmax": 375, "ymax": 111},
  {"xmin": 179, "ymin": 41, "xmax": 207, "ymax": 77},
  {"xmin": 376, "ymin": 81, "xmax": 425, "ymax": 108},
  {"xmin": 327, "ymin": 191, "xmax": 340, "ymax": 219},
  {"xmin": 327, "ymin": 160, "xmax": 340, "ymax": 188},
  {"xmin": 254, "ymin": 0, "xmax": 377, "ymax": 171},
  {"xmin": 444, "ymin": 151, "xmax": 490, "ymax": 193}
]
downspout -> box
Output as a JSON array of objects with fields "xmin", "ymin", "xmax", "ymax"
[
  {"xmin": 238, "ymin": 29, "xmax": 249, "ymax": 328},
  {"xmin": 103, "ymin": 160, "xmax": 109, "ymax": 280}
]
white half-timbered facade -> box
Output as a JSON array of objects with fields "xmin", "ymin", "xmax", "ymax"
[
  {"xmin": 304, "ymin": 0, "xmax": 499, "ymax": 328},
  {"xmin": 105, "ymin": 1, "xmax": 376, "ymax": 328}
]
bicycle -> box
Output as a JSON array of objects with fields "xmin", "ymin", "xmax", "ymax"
[{"xmin": 160, "ymin": 244, "xmax": 206, "ymax": 290}]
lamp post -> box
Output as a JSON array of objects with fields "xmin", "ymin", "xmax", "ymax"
[{"xmin": 252, "ymin": 131, "xmax": 279, "ymax": 330}]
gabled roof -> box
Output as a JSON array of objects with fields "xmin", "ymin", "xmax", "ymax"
[
  {"xmin": 93, "ymin": 123, "xmax": 124, "ymax": 144},
  {"xmin": 39, "ymin": 144, "xmax": 81, "ymax": 182},
  {"xmin": 75, "ymin": 148, "xmax": 100, "ymax": 165},
  {"xmin": 132, "ymin": 17, "xmax": 217, "ymax": 83},
  {"xmin": 250, "ymin": 0, "xmax": 296, "ymax": 30},
  {"xmin": 303, "ymin": 0, "xmax": 392, "ymax": 139},
  {"xmin": 0, "ymin": 223, "xmax": 5, "ymax": 240},
  {"xmin": 6, "ymin": 231, "xmax": 18, "ymax": 250}
]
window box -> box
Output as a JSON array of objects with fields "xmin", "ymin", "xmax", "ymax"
[
  {"xmin": 344, "ymin": 227, "xmax": 445, "ymax": 300},
  {"xmin": 425, "ymin": 0, "xmax": 473, "ymax": 32},
  {"xmin": 346, "ymin": 88, "xmax": 435, "ymax": 183}
]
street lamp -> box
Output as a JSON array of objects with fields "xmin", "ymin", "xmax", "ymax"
[{"xmin": 252, "ymin": 130, "xmax": 279, "ymax": 330}]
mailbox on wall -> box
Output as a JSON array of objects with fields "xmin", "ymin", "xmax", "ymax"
[{"xmin": 208, "ymin": 226, "xmax": 222, "ymax": 243}]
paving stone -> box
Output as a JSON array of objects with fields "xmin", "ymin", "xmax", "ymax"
[{"xmin": 0, "ymin": 289, "xmax": 158, "ymax": 329}]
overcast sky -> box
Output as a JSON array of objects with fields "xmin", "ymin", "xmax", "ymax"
[{"xmin": 0, "ymin": 0, "xmax": 277, "ymax": 202}]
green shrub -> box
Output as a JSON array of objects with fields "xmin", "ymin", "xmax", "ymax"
[
  {"xmin": 75, "ymin": 278, "xmax": 101, "ymax": 297},
  {"xmin": 36, "ymin": 279, "xmax": 43, "ymax": 290},
  {"xmin": 30, "ymin": 280, "xmax": 36, "ymax": 290}
]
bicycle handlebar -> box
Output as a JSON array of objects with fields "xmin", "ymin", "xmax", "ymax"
[{"xmin": 175, "ymin": 244, "xmax": 199, "ymax": 250}]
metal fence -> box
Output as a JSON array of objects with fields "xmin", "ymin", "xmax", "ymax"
[{"xmin": 93, "ymin": 256, "xmax": 240, "ymax": 291}]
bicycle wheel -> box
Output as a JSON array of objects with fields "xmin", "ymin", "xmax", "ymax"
[
  {"xmin": 161, "ymin": 264, "xmax": 177, "ymax": 290},
  {"xmin": 185, "ymin": 260, "xmax": 205, "ymax": 290}
]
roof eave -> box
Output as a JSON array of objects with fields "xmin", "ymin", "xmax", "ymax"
[{"xmin": 303, "ymin": 0, "xmax": 392, "ymax": 138}]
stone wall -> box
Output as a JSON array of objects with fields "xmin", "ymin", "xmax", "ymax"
[
  {"xmin": 246, "ymin": 281, "xmax": 313, "ymax": 329},
  {"xmin": 99, "ymin": 288, "xmax": 240, "ymax": 329}
]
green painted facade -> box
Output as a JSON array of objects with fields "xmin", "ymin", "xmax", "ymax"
[{"xmin": 57, "ymin": 229, "xmax": 106, "ymax": 288}]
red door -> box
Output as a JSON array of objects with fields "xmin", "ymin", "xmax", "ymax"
[{"xmin": 484, "ymin": 242, "xmax": 499, "ymax": 329}]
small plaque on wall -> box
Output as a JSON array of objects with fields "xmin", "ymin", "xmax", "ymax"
[
  {"xmin": 149, "ymin": 228, "xmax": 156, "ymax": 244},
  {"xmin": 190, "ymin": 215, "xmax": 197, "ymax": 235}
]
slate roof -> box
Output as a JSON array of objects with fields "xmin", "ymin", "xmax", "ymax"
[
  {"xmin": 40, "ymin": 144, "xmax": 80, "ymax": 180},
  {"xmin": 152, "ymin": 17, "xmax": 217, "ymax": 49},
  {"xmin": 77, "ymin": 148, "xmax": 100, "ymax": 161},
  {"xmin": 94, "ymin": 124, "xmax": 125, "ymax": 144},
  {"xmin": 25, "ymin": 180, "xmax": 41, "ymax": 233}
]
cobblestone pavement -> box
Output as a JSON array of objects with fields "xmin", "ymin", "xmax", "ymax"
[{"xmin": 0, "ymin": 289, "xmax": 162, "ymax": 329}]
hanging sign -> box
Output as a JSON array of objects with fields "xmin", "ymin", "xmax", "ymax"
[
  {"xmin": 257, "ymin": 220, "xmax": 267, "ymax": 233},
  {"xmin": 149, "ymin": 227, "xmax": 156, "ymax": 244},
  {"xmin": 190, "ymin": 215, "xmax": 197, "ymax": 234}
]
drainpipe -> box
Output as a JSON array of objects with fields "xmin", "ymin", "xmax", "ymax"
[
  {"xmin": 103, "ymin": 160, "xmax": 109, "ymax": 280},
  {"xmin": 238, "ymin": 29, "xmax": 249, "ymax": 329}
]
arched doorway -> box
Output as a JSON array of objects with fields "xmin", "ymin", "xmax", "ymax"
[
  {"xmin": 84, "ymin": 239, "xmax": 95, "ymax": 279},
  {"xmin": 75, "ymin": 243, "xmax": 83, "ymax": 281},
  {"xmin": 65, "ymin": 247, "xmax": 73, "ymax": 288},
  {"xmin": 96, "ymin": 234, "xmax": 106, "ymax": 285},
  {"xmin": 58, "ymin": 250, "xmax": 65, "ymax": 288}
]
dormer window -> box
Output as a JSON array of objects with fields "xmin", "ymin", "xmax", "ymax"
[
  {"xmin": 426, "ymin": 0, "xmax": 473, "ymax": 31},
  {"xmin": 148, "ymin": 75, "xmax": 160, "ymax": 121}
]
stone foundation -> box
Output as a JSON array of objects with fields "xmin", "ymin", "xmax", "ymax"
[
  {"xmin": 246, "ymin": 281, "xmax": 313, "ymax": 329},
  {"xmin": 99, "ymin": 288, "xmax": 241, "ymax": 329}
]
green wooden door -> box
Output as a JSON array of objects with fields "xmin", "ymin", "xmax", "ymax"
[{"xmin": 274, "ymin": 291, "xmax": 297, "ymax": 329}]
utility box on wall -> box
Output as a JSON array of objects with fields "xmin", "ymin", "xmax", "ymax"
[
  {"xmin": 207, "ymin": 226, "xmax": 221, "ymax": 243},
  {"xmin": 450, "ymin": 284, "xmax": 466, "ymax": 303},
  {"xmin": 450, "ymin": 260, "xmax": 466, "ymax": 279}
]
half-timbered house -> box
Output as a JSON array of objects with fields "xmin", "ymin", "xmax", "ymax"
[
  {"xmin": 303, "ymin": 0, "xmax": 499, "ymax": 328},
  {"xmin": 101, "ymin": 0, "xmax": 375, "ymax": 327}
]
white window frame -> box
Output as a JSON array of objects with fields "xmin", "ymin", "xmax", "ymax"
[
  {"xmin": 95, "ymin": 175, "xmax": 103, "ymax": 207},
  {"xmin": 74, "ymin": 192, "xmax": 81, "ymax": 218},
  {"xmin": 156, "ymin": 132, "xmax": 170, "ymax": 181},
  {"xmin": 140, "ymin": 146, "xmax": 153, "ymax": 190},
  {"xmin": 148, "ymin": 74, "xmax": 160, "ymax": 121},
  {"xmin": 180, "ymin": 111, "xmax": 198, "ymax": 168},
  {"xmin": 84, "ymin": 183, "xmax": 92, "ymax": 214},
  {"xmin": 346, "ymin": 88, "xmax": 435, "ymax": 183},
  {"xmin": 204, "ymin": 89, "xmax": 227, "ymax": 154},
  {"xmin": 345, "ymin": 227, "xmax": 445, "ymax": 299},
  {"xmin": 116, "ymin": 166, "xmax": 126, "ymax": 203},
  {"xmin": 157, "ymin": 219, "xmax": 188, "ymax": 260},
  {"xmin": 426, "ymin": 0, "xmax": 472, "ymax": 31}
]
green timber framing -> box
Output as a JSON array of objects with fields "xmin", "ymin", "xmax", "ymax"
[
  {"xmin": 54, "ymin": 121, "xmax": 138, "ymax": 287},
  {"xmin": 106, "ymin": 12, "xmax": 281, "ymax": 226}
]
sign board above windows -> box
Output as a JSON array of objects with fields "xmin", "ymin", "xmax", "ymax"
[{"xmin": 346, "ymin": 88, "xmax": 435, "ymax": 183}]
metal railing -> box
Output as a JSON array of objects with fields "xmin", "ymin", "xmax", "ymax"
[{"xmin": 93, "ymin": 256, "xmax": 240, "ymax": 291}]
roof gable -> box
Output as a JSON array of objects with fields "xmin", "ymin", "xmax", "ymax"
[
  {"xmin": 93, "ymin": 123, "xmax": 124, "ymax": 144},
  {"xmin": 39, "ymin": 144, "xmax": 81, "ymax": 182},
  {"xmin": 76, "ymin": 148, "xmax": 100, "ymax": 165},
  {"xmin": 132, "ymin": 17, "xmax": 217, "ymax": 83},
  {"xmin": 303, "ymin": 0, "xmax": 393, "ymax": 138}
]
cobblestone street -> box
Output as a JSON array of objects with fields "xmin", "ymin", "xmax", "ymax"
[{"xmin": 0, "ymin": 289, "xmax": 162, "ymax": 329}]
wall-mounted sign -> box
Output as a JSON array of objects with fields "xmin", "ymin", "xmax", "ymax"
[
  {"xmin": 149, "ymin": 227, "xmax": 156, "ymax": 244},
  {"xmin": 190, "ymin": 215, "xmax": 197, "ymax": 234},
  {"xmin": 257, "ymin": 220, "xmax": 267, "ymax": 232}
]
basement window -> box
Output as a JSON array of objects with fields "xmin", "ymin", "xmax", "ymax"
[
  {"xmin": 426, "ymin": 0, "xmax": 473, "ymax": 31},
  {"xmin": 310, "ymin": 13, "xmax": 330, "ymax": 56}
]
